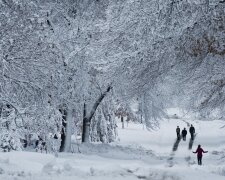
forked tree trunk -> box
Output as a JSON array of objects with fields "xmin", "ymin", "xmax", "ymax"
[{"xmin": 82, "ymin": 86, "xmax": 112, "ymax": 143}]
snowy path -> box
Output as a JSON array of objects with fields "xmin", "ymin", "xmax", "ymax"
[{"xmin": 0, "ymin": 118, "xmax": 225, "ymax": 180}]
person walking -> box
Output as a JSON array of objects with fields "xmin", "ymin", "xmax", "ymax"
[
  {"xmin": 176, "ymin": 126, "xmax": 180, "ymax": 140},
  {"xmin": 189, "ymin": 124, "xmax": 195, "ymax": 140},
  {"xmin": 193, "ymin": 144, "xmax": 208, "ymax": 165},
  {"xmin": 181, "ymin": 128, "xmax": 187, "ymax": 141}
]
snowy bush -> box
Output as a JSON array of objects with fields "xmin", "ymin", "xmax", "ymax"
[{"xmin": 0, "ymin": 131, "xmax": 22, "ymax": 152}]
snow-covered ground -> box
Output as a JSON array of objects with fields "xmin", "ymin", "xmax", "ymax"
[{"xmin": 0, "ymin": 113, "xmax": 225, "ymax": 180}]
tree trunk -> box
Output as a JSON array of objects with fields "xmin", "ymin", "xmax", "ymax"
[
  {"xmin": 59, "ymin": 108, "xmax": 67, "ymax": 152},
  {"xmin": 121, "ymin": 116, "xmax": 124, "ymax": 129},
  {"xmin": 64, "ymin": 107, "xmax": 73, "ymax": 152},
  {"xmin": 83, "ymin": 117, "xmax": 90, "ymax": 143},
  {"xmin": 82, "ymin": 86, "xmax": 112, "ymax": 143},
  {"xmin": 82, "ymin": 103, "xmax": 90, "ymax": 142}
]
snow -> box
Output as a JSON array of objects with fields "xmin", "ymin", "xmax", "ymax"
[{"xmin": 0, "ymin": 115, "xmax": 225, "ymax": 180}]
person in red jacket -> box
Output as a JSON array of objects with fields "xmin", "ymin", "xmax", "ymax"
[{"xmin": 193, "ymin": 144, "xmax": 208, "ymax": 165}]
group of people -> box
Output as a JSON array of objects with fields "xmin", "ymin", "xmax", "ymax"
[
  {"xmin": 175, "ymin": 124, "xmax": 208, "ymax": 165},
  {"xmin": 176, "ymin": 124, "xmax": 195, "ymax": 141}
]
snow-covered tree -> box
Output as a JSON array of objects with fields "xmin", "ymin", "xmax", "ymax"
[{"xmin": 1, "ymin": 0, "xmax": 224, "ymax": 153}]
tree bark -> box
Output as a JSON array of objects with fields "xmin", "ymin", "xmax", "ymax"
[
  {"xmin": 59, "ymin": 108, "xmax": 67, "ymax": 152},
  {"xmin": 82, "ymin": 103, "xmax": 90, "ymax": 142},
  {"xmin": 121, "ymin": 116, "xmax": 124, "ymax": 129},
  {"xmin": 82, "ymin": 117, "xmax": 90, "ymax": 143},
  {"xmin": 64, "ymin": 107, "xmax": 73, "ymax": 152}
]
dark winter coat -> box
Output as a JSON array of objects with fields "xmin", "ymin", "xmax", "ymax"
[
  {"xmin": 182, "ymin": 129, "xmax": 187, "ymax": 136},
  {"xmin": 189, "ymin": 126, "xmax": 195, "ymax": 134},
  {"xmin": 193, "ymin": 148, "xmax": 207, "ymax": 157},
  {"xmin": 176, "ymin": 127, "xmax": 180, "ymax": 133}
]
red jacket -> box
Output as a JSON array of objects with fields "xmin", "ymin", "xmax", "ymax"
[{"xmin": 194, "ymin": 148, "xmax": 207, "ymax": 157}]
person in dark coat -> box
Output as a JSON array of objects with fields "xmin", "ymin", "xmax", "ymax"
[
  {"xmin": 189, "ymin": 124, "xmax": 195, "ymax": 140},
  {"xmin": 181, "ymin": 128, "xmax": 187, "ymax": 141},
  {"xmin": 176, "ymin": 126, "xmax": 180, "ymax": 139},
  {"xmin": 193, "ymin": 144, "xmax": 208, "ymax": 165}
]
